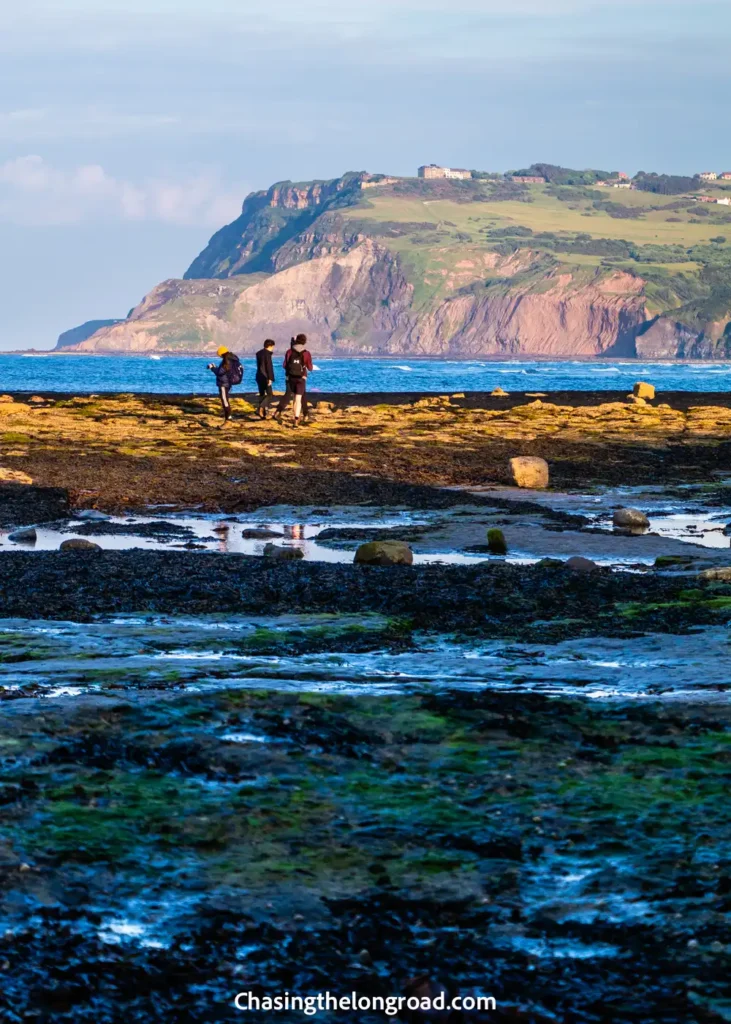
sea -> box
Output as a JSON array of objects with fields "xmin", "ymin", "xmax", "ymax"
[{"xmin": 2, "ymin": 354, "xmax": 731, "ymax": 394}]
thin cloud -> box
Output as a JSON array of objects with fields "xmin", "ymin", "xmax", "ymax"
[
  {"xmin": 0, "ymin": 155, "xmax": 243, "ymax": 227},
  {"xmin": 0, "ymin": 107, "xmax": 182, "ymax": 142}
]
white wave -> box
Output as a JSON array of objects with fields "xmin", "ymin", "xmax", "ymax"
[
  {"xmin": 394, "ymin": 365, "xmax": 413, "ymax": 371},
  {"xmin": 311, "ymin": 364, "xmax": 321, "ymax": 371},
  {"xmin": 499, "ymin": 369, "xmax": 527, "ymax": 374},
  {"xmin": 591, "ymin": 367, "xmax": 621, "ymax": 373}
]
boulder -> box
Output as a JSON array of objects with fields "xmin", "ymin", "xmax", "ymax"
[
  {"xmin": 633, "ymin": 381, "xmax": 655, "ymax": 400},
  {"xmin": 354, "ymin": 541, "xmax": 414, "ymax": 566},
  {"xmin": 241, "ymin": 528, "xmax": 283, "ymax": 539},
  {"xmin": 613, "ymin": 507, "xmax": 650, "ymax": 530},
  {"xmin": 76, "ymin": 509, "xmax": 111, "ymax": 521},
  {"xmin": 699, "ymin": 567, "xmax": 731, "ymax": 581},
  {"xmin": 59, "ymin": 539, "xmax": 102, "ymax": 551},
  {"xmin": 654, "ymin": 555, "xmax": 696, "ymax": 568},
  {"xmin": 626, "ymin": 394, "xmax": 647, "ymax": 406},
  {"xmin": 0, "ymin": 395, "xmax": 14, "ymax": 404},
  {"xmin": 8, "ymin": 527, "xmax": 37, "ymax": 543},
  {"xmin": 487, "ymin": 528, "xmax": 507, "ymax": 555},
  {"xmin": 262, "ymin": 543, "xmax": 305, "ymax": 560},
  {"xmin": 491, "ymin": 387, "xmax": 509, "ymax": 397},
  {"xmin": 536, "ymin": 557, "xmax": 564, "ymax": 569},
  {"xmin": 566, "ymin": 555, "xmax": 600, "ymax": 573},
  {"xmin": 508, "ymin": 456, "xmax": 549, "ymax": 489}
]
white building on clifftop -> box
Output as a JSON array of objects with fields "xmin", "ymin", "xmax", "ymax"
[{"xmin": 418, "ymin": 164, "xmax": 472, "ymax": 180}]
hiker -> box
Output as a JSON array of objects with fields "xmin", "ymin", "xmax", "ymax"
[
  {"xmin": 255, "ymin": 338, "xmax": 276, "ymax": 419},
  {"xmin": 274, "ymin": 334, "xmax": 313, "ymax": 426},
  {"xmin": 207, "ymin": 346, "xmax": 243, "ymax": 424}
]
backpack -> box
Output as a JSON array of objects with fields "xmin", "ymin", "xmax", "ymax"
[
  {"xmin": 228, "ymin": 354, "xmax": 244, "ymax": 386},
  {"xmin": 287, "ymin": 350, "xmax": 306, "ymax": 378}
]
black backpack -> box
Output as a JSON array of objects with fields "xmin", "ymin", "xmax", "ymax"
[
  {"xmin": 228, "ymin": 354, "xmax": 244, "ymax": 386},
  {"xmin": 287, "ymin": 350, "xmax": 306, "ymax": 378}
]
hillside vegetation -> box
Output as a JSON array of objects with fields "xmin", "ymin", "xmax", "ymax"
[{"xmin": 63, "ymin": 167, "xmax": 731, "ymax": 358}]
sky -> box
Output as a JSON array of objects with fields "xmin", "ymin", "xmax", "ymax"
[{"xmin": 1, "ymin": 0, "xmax": 730, "ymax": 350}]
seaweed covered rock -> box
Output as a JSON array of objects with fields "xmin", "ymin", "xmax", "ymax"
[
  {"xmin": 263, "ymin": 543, "xmax": 305, "ymax": 561},
  {"xmin": 613, "ymin": 507, "xmax": 650, "ymax": 530},
  {"xmin": 0, "ymin": 468, "xmax": 33, "ymax": 485},
  {"xmin": 8, "ymin": 527, "xmax": 37, "ymax": 544},
  {"xmin": 59, "ymin": 539, "xmax": 102, "ymax": 552},
  {"xmin": 354, "ymin": 541, "xmax": 414, "ymax": 566},
  {"xmin": 566, "ymin": 555, "xmax": 600, "ymax": 573},
  {"xmin": 487, "ymin": 528, "xmax": 507, "ymax": 555}
]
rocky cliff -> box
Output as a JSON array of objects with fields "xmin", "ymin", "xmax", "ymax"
[
  {"xmin": 56, "ymin": 319, "xmax": 125, "ymax": 349},
  {"xmin": 69, "ymin": 245, "xmax": 651, "ymax": 357},
  {"xmin": 71, "ymin": 241, "xmax": 413, "ymax": 354},
  {"xmin": 60, "ymin": 169, "xmax": 731, "ymax": 357},
  {"xmin": 184, "ymin": 173, "xmax": 368, "ymax": 279}
]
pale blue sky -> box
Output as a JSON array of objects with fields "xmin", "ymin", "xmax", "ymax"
[{"xmin": 1, "ymin": 0, "xmax": 730, "ymax": 349}]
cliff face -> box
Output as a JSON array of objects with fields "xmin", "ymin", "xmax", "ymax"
[
  {"xmin": 56, "ymin": 319, "xmax": 124, "ymax": 349},
  {"xmin": 636, "ymin": 316, "xmax": 731, "ymax": 359},
  {"xmin": 71, "ymin": 242, "xmax": 413, "ymax": 354},
  {"xmin": 69, "ymin": 247, "xmax": 653, "ymax": 357},
  {"xmin": 387, "ymin": 271, "xmax": 646, "ymax": 357},
  {"xmin": 184, "ymin": 173, "xmax": 367, "ymax": 279},
  {"xmin": 60, "ymin": 170, "xmax": 731, "ymax": 358}
]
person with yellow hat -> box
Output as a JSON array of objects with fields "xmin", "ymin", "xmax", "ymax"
[{"xmin": 207, "ymin": 345, "xmax": 243, "ymax": 424}]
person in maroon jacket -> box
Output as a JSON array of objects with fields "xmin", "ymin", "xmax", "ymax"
[{"xmin": 273, "ymin": 334, "xmax": 313, "ymax": 426}]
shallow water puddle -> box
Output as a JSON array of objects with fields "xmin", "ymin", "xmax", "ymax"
[
  {"xmin": 0, "ymin": 507, "xmax": 490, "ymax": 565},
  {"xmin": 4, "ymin": 492, "xmax": 731, "ymax": 567},
  {"xmin": 2, "ymin": 615, "xmax": 730, "ymax": 701}
]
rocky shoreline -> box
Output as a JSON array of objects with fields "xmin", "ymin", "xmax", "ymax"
[
  {"xmin": 1, "ymin": 549, "xmax": 730, "ymax": 640},
  {"xmin": 2, "ymin": 390, "xmax": 731, "ymax": 513},
  {"xmin": 1, "ymin": 391, "xmax": 730, "ymax": 1021}
]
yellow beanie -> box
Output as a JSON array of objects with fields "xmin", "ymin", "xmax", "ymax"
[{"xmin": 217, "ymin": 346, "xmax": 229, "ymax": 356}]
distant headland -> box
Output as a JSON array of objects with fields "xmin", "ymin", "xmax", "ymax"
[{"xmin": 55, "ymin": 163, "xmax": 731, "ymax": 360}]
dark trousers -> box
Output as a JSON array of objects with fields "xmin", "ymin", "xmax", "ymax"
[
  {"xmin": 276, "ymin": 377, "xmax": 307, "ymax": 418},
  {"xmin": 256, "ymin": 374, "xmax": 274, "ymax": 414},
  {"xmin": 218, "ymin": 385, "xmax": 231, "ymax": 419}
]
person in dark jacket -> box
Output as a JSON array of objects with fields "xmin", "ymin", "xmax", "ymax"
[
  {"xmin": 273, "ymin": 334, "xmax": 313, "ymax": 427},
  {"xmin": 255, "ymin": 339, "xmax": 276, "ymax": 419},
  {"xmin": 207, "ymin": 346, "xmax": 242, "ymax": 424}
]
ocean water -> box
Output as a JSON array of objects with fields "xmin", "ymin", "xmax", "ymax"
[{"xmin": 2, "ymin": 354, "xmax": 731, "ymax": 394}]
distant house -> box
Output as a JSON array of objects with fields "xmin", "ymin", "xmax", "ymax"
[
  {"xmin": 717, "ymin": 197, "xmax": 731, "ymax": 206},
  {"xmin": 510, "ymin": 175, "xmax": 547, "ymax": 184},
  {"xmin": 699, "ymin": 171, "xmax": 719, "ymax": 181},
  {"xmin": 418, "ymin": 164, "xmax": 472, "ymax": 180},
  {"xmin": 617, "ymin": 171, "xmax": 630, "ymax": 180},
  {"xmin": 597, "ymin": 178, "xmax": 631, "ymax": 189},
  {"xmin": 721, "ymin": 172, "xmax": 731, "ymax": 181},
  {"xmin": 695, "ymin": 195, "xmax": 716, "ymax": 203}
]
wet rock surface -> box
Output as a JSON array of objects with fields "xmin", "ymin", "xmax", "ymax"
[
  {"xmin": 2, "ymin": 550, "xmax": 731, "ymax": 639},
  {"xmin": 0, "ymin": 484, "xmax": 70, "ymax": 527},
  {"xmin": 1, "ymin": 394, "xmax": 731, "ymax": 1020},
  {"xmin": 64, "ymin": 519, "xmax": 200, "ymax": 540},
  {"xmin": 0, "ymin": 689, "xmax": 728, "ymax": 1022},
  {"xmin": 3, "ymin": 392, "xmax": 731, "ymax": 514}
]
